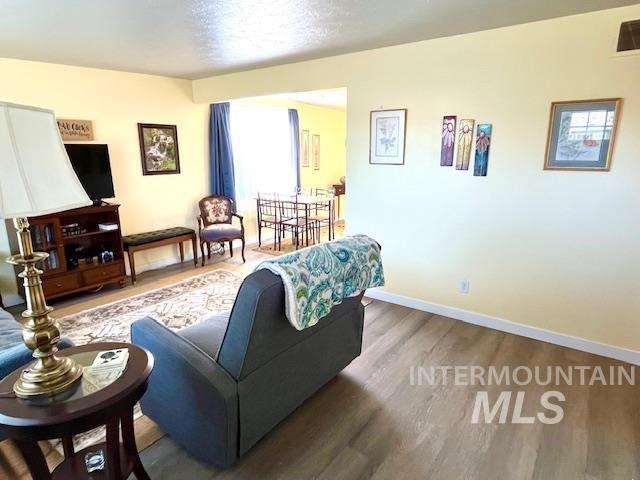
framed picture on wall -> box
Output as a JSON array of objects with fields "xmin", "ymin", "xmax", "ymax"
[
  {"xmin": 312, "ymin": 134, "xmax": 320, "ymax": 170},
  {"xmin": 138, "ymin": 123, "xmax": 181, "ymax": 175},
  {"xmin": 544, "ymin": 98, "xmax": 621, "ymax": 171},
  {"xmin": 301, "ymin": 130, "xmax": 310, "ymax": 167},
  {"xmin": 369, "ymin": 109, "xmax": 407, "ymax": 165}
]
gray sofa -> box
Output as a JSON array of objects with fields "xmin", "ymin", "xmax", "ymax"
[
  {"xmin": 0, "ymin": 307, "xmax": 74, "ymax": 380},
  {"xmin": 131, "ymin": 268, "xmax": 365, "ymax": 468}
]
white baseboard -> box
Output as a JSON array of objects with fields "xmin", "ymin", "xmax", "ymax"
[
  {"xmin": 131, "ymin": 237, "xmax": 260, "ymax": 275},
  {"xmin": 2, "ymin": 292, "xmax": 24, "ymax": 308},
  {"xmin": 365, "ymin": 288, "xmax": 640, "ymax": 366}
]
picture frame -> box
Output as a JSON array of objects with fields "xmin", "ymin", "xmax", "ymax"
[
  {"xmin": 301, "ymin": 130, "xmax": 310, "ymax": 167},
  {"xmin": 544, "ymin": 98, "xmax": 621, "ymax": 171},
  {"xmin": 312, "ymin": 134, "xmax": 320, "ymax": 170},
  {"xmin": 138, "ymin": 123, "xmax": 181, "ymax": 175},
  {"xmin": 369, "ymin": 109, "xmax": 407, "ymax": 165}
]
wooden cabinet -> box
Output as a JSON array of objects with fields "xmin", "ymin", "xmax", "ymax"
[{"xmin": 23, "ymin": 202, "xmax": 126, "ymax": 300}]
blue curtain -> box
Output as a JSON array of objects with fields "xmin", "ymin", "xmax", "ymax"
[
  {"xmin": 288, "ymin": 109, "xmax": 301, "ymax": 190},
  {"xmin": 210, "ymin": 103, "xmax": 236, "ymax": 204}
]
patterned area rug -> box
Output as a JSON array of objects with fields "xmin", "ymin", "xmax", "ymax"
[
  {"xmin": 55, "ymin": 268, "xmax": 244, "ymax": 453},
  {"xmin": 61, "ymin": 269, "xmax": 243, "ymax": 345},
  {"xmin": 253, "ymin": 221, "xmax": 345, "ymax": 256}
]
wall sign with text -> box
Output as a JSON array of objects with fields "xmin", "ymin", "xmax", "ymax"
[{"xmin": 57, "ymin": 119, "xmax": 94, "ymax": 141}]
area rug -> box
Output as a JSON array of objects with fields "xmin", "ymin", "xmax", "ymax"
[
  {"xmin": 253, "ymin": 221, "xmax": 345, "ymax": 256},
  {"xmin": 61, "ymin": 268, "xmax": 243, "ymax": 345},
  {"xmin": 54, "ymin": 268, "xmax": 244, "ymax": 453}
]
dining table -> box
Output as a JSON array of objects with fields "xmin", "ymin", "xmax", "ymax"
[{"xmin": 255, "ymin": 193, "xmax": 336, "ymax": 249}]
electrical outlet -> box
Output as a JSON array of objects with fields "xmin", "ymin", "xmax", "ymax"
[{"xmin": 459, "ymin": 279, "xmax": 470, "ymax": 294}]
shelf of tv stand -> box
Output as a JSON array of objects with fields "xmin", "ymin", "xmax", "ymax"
[
  {"xmin": 62, "ymin": 229, "xmax": 120, "ymax": 242},
  {"xmin": 18, "ymin": 202, "xmax": 127, "ymax": 300},
  {"xmin": 68, "ymin": 259, "xmax": 123, "ymax": 273}
]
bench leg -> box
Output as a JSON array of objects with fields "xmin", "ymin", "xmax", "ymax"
[
  {"xmin": 179, "ymin": 242, "xmax": 185, "ymax": 263},
  {"xmin": 127, "ymin": 250, "xmax": 137, "ymax": 284},
  {"xmin": 192, "ymin": 234, "xmax": 198, "ymax": 268}
]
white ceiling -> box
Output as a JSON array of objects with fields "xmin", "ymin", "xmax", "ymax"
[
  {"xmin": 1, "ymin": 0, "xmax": 637, "ymax": 79},
  {"xmin": 269, "ymin": 89, "xmax": 347, "ymax": 110}
]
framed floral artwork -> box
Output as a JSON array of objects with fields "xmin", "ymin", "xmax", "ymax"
[
  {"xmin": 369, "ymin": 109, "xmax": 407, "ymax": 165},
  {"xmin": 312, "ymin": 134, "xmax": 320, "ymax": 170},
  {"xmin": 301, "ymin": 129, "xmax": 309, "ymax": 167},
  {"xmin": 544, "ymin": 99, "xmax": 621, "ymax": 171}
]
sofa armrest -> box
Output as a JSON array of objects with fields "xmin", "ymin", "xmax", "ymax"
[
  {"xmin": 0, "ymin": 337, "xmax": 74, "ymax": 381},
  {"xmin": 131, "ymin": 317, "xmax": 239, "ymax": 468}
]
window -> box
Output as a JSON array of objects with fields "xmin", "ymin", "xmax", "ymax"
[{"xmin": 230, "ymin": 103, "xmax": 296, "ymax": 208}]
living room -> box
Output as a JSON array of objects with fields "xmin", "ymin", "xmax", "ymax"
[{"xmin": 1, "ymin": 1, "xmax": 639, "ymax": 479}]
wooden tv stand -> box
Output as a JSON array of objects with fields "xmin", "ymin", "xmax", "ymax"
[{"xmin": 23, "ymin": 202, "xmax": 126, "ymax": 300}]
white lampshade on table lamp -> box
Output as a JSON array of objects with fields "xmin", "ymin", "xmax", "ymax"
[{"xmin": 0, "ymin": 102, "xmax": 92, "ymax": 399}]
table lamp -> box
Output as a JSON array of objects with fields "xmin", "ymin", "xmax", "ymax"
[{"xmin": 0, "ymin": 102, "xmax": 92, "ymax": 399}]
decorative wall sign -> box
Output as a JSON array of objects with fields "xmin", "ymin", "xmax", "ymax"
[
  {"xmin": 57, "ymin": 119, "xmax": 94, "ymax": 141},
  {"xmin": 455, "ymin": 119, "xmax": 475, "ymax": 170},
  {"xmin": 301, "ymin": 130, "xmax": 310, "ymax": 167},
  {"xmin": 312, "ymin": 134, "xmax": 320, "ymax": 170},
  {"xmin": 369, "ymin": 109, "xmax": 407, "ymax": 165},
  {"xmin": 544, "ymin": 98, "xmax": 621, "ymax": 171},
  {"xmin": 138, "ymin": 123, "xmax": 181, "ymax": 175},
  {"xmin": 440, "ymin": 115, "xmax": 457, "ymax": 166},
  {"xmin": 473, "ymin": 124, "xmax": 492, "ymax": 177}
]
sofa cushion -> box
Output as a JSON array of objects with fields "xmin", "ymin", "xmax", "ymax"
[
  {"xmin": 123, "ymin": 227, "xmax": 195, "ymax": 247},
  {"xmin": 0, "ymin": 308, "xmax": 22, "ymax": 350},
  {"xmin": 180, "ymin": 311, "xmax": 231, "ymax": 358},
  {"xmin": 201, "ymin": 224, "xmax": 242, "ymax": 242},
  {"xmin": 0, "ymin": 307, "xmax": 75, "ymax": 380}
]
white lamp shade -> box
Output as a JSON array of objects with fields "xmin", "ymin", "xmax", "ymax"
[{"xmin": 0, "ymin": 102, "xmax": 92, "ymax": 219}]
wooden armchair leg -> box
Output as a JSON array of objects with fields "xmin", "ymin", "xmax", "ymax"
[
  {"xmin": 200, "ymin": 240, "xmax": 206, "ymax": 267},
  {"xmin": 229, "ymin": 240, "xmax": 234, "ymax": 258},
  {"xmin": 241, "ymin": 237, "xmax": 246, "ymax": 263}
]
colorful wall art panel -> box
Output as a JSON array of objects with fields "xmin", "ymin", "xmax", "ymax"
[
  {"xmin": 473, "ymin": 123, "xmax": 492, "ymax": 176},
  {"xmin": 455, "ymin": 119, "xmax": 475, "ymax": 170},
  {"xmin": 440, "ymin": 115, "xmax": 457, "ymax": 166}
]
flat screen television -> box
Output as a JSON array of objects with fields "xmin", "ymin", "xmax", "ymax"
[{"xmin": 64, "ymin": 144, "xmax": 115, "ymax": 201}]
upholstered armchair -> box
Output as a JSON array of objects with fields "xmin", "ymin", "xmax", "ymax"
[{"xmin": 197, "ymin": 195, "xmax": 245, "ymax": 265}]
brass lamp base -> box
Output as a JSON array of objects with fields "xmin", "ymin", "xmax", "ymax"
[
  {"xmin": 7, "ymin": 217, "xmax": 83, "ymax": 399},
  {"xmin": 13, "ymin": 354, "xmax": 83, "ymax": 399}
]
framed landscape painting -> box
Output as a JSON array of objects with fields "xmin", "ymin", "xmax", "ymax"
[
  {"xmin": 138, "ymin": 123, "xmax": 181, "ymax": 175},
  {"xmin": 369, "ymin": 109, "xmax": 407, "ymax": 165},
  {"xmin": 544, "ymin": 98, "xmax": 621, "ymax": 171}
]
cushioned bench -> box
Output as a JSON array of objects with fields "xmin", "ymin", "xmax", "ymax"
[{"xmin": 123, "ymin": 227, "xmax": 197, "ymax": 284}]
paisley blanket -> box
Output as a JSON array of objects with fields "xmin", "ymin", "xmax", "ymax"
[{"xmin": 255, "ymin": 234, "xmax": 384, "ymax": 330}]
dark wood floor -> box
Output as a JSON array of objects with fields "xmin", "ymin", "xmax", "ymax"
[{"xmin": 135, "ymin": 301, "xmax": 640, "ymax": 480}]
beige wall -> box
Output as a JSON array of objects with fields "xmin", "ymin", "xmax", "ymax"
[
  {"xmin": 0, "ymin": 58, "xmax": 209, "ymax": 304},
  {"xmin": 193, "ymin": 6, "xmax": 640, "ymax": 351}
]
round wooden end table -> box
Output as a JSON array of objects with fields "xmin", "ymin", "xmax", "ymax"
[{"xmin": 0, "ymin": 342, "xmax": 154, "ymax": 480}]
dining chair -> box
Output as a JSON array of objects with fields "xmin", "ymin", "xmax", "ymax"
[
  {"xmin": 197, "ymin": 195, "xmax": 245, "ymax": 264},
  {"xmin": 256, "ymin": 192, "xmax": 280, "ymax": 249},
  {"xmin": 279, "ymin": 195, "xmax": 316, "ymax": 250},
  {"xmin": 310, "ymin": 187, "xmax": 335, "ymax": 241}
]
